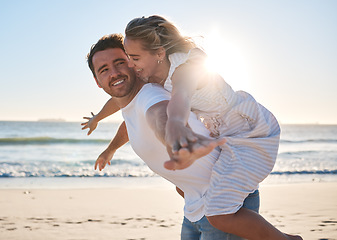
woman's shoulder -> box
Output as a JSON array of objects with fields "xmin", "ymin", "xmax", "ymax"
[
  {"xmin": 168, "ymin": 52, "xmax": 189, "ymax": 65},
  {"xmin": 187, "ymin": 48, "xmax": 207, "ymax": 64},
  {"xmin": 188, "ymin": 47, "xmax": 207, "ymax": 56},
  {"xmin": 168, "ymin": 48, "xmax": 207, "ymax": 69},
  {"xmin": 169, "ymin": 48, "xmax": 206, "ymax": 59}
]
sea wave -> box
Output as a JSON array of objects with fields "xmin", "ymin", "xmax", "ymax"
[
  {"xmin": 271, "ymin": 170, "xmax": 337, "ymax": 175},
  {"xmin": 0, "ymin": 137, "xmax": 110, "ymax": 145},
  {"xmin": 0, "ymin": 160, "xmax": 153, "ymax": 178},
  {"xmin": 280, "ymin": 139, "xmax": 337, "ymax": 144},
  {"xmin": 0, "ymin": 160, "xmax": 336, "ymax": 178},
  {"xmin": 278, "ymin": 150, "xmax": 318, "ymax": 156},
  {"xmin": 2, "ymin": 137, "xmax": 336, "ymax": 146}
]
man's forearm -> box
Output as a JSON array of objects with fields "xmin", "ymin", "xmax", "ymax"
[
  {"xmin": 96, "ymin": 98, "xmax": 120, "ymax": 122},
  {"xmin": 106, "ymin": 121, "xmax": 129, "ymax": 152}
]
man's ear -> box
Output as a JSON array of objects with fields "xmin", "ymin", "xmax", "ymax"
[{"xmin": 94, "ymin": 77, "xmax": 102, "ymax": 88}]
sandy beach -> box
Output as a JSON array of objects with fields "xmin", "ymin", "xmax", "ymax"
[{"xmin": 0, "ymin": 182, "xmax": 336, "ymax": 240}]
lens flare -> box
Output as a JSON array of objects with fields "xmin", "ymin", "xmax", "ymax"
[{"xmin": 203, "ymin": 30, "xmax": 251, "ymax": 91}]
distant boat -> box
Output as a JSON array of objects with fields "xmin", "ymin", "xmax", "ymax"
[{"xmin": 37, "ymin": 118, "xmax": 66, "ymax": 122}]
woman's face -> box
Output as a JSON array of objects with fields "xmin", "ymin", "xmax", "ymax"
[{"xmin": 124, "ymin": 37, "xmax": 161, "ymax": 82}]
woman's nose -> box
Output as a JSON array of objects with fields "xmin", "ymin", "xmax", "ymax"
[{"xmin": 128, "ymin": 60, "xmax": 135, "ymax": 68}]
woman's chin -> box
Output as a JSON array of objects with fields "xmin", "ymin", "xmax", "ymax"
[{"xmin": 140, "ymin": 77, "xmax": 149, "ymax": 83}]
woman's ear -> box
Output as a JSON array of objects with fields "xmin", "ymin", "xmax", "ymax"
[{"xmin": 157, "ymin": 47, "xmax": 166, "ymax": 61}]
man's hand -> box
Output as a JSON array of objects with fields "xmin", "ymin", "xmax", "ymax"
[
  {"xmin": 94, "ymin": 149, "xmax": 115, "ymax": 171},
  {"xmin": 81, "ymin": 112, "xmax": 98, "ymax": 135}
]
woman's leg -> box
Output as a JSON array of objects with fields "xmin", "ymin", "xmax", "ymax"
[
  {"xmin": 201, "ymin": 190, "xmax": 260, "ymax": 240},
  {"xmin": 207, "ymin": 207, "xmax": 289, "ymax": 240},
  {"xmin": 207, "ymin": 204, "xmax": 302, "ymax": 240}
]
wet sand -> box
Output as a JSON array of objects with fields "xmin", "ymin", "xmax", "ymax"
[{"xmin": 0, "ymin": 182, "xmax": 336, "ymax": 240}]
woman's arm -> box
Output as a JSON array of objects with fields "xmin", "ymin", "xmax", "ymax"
[
  {"xmin": 146, "ymin": 96, "xmax": 225, "ymax": 171},
  {"xmin": 164, "ymin": 50, "xmax": 227, "ymax": 169},
  {"xmin": 146, "ymin": 100, "xmax": 170, "ymax": 145},
  {"xmin": 165, "ymin": 56, "xmax": 204, "ymax": 153}
]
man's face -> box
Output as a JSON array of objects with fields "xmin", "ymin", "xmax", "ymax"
[{"xmin": 92, "ymin": 48, "xmax": 137, "ymax": 98}]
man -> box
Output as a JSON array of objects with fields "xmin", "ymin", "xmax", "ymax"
[{"xmin": 86, "ymin": 34, "xmax": 260, "ymax": 240}]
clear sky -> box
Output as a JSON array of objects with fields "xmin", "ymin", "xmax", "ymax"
[{"xmin": 1, "ymin": 0, "xmax": 336, "ymax": 124}]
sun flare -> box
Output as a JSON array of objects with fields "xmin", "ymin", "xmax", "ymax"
[{"xmin": 203, "ymin": 30, "xmax": 251, "ymax": 91}]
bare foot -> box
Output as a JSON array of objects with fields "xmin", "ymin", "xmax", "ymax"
[{"xmin": 285, "ymin": 233, "xmax": 303, "ymax": 240}]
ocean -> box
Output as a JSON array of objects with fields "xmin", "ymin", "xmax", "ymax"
[{"xmin": 0, "ymin": 121, "xmax": 336, "ymax": 189}]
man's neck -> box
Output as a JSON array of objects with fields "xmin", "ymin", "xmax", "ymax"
[{"xmin": 115, "ymin": 79, "xmax": 145, "ymax": 109}]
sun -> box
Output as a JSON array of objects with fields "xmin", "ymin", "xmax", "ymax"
[{"xmin": 203, "ymin": 30, "xmax": 251, "ymax": 92}]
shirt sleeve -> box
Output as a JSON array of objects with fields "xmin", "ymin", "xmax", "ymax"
[{"xmin": 137, "ymin": 84, "xmax": 171, "ymax": 113}]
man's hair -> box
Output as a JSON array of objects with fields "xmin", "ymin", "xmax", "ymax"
[{"xmin": 87, "ymin": 34, "xmax": 125, "ymax": 78}]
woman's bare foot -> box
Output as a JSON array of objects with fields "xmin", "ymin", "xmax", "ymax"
[{"xmin": 285, "ymin": 233, "xmax": 303, "ymax": 240}]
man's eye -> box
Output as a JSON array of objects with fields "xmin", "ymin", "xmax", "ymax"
[
  {"xmin": 132, "ymin": 58, "xmax": 139, "ymax": 61},
  {"xmin": 116, "ymin": 61, "xmax": 125, "ymax": 66}
]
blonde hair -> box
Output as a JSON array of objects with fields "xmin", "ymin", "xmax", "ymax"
[{"xmin": 125, "ymin": 15, "xmax": 195, "ymax": 55}]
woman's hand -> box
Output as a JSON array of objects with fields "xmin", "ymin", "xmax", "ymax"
[
  {"xmin": 81, "ymin": 112, "xmax": 98, "ymax": 135},
  {"xmin": 165, "ymin": 120, "xmax": 226, "ymax": 170},
  {"xmin": 164, "ymin": 134, "xmax": 226, "ymax": 170},
  {"xmin": 165, "ymin": 119, "xmax": 198, "ymax": 154}
]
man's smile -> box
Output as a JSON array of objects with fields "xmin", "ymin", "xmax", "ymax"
[
  {"xmin": 112, "ymin": 79, "xmax": 125, "ymax": 86},
  {"xmin": 111, "ymin": 78, "xmax": 126, "ymax": 87}
]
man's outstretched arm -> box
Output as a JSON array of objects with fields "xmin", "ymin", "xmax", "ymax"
[{"xmin": 94, "ymin": 121, "xmax": 129, "ymax": 171}]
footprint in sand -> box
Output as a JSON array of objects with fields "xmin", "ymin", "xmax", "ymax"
[
  {"xmin": 6, "ymin": 227, "xmax": 17, "ymax": 231},
  {"xmin": 321, "ymin": 220, "xmax": 337, "ymax": 225}
]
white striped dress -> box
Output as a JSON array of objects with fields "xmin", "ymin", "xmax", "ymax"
[{"xmin": 164, "ymin": 51, "xmax": 281, "ymax": 216}]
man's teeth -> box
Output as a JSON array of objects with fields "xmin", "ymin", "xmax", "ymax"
[
  {"xmin": 113, "ymin": 79, "xmax": 124, "ymax": 86},
  {"xmin": 136, "ymin": 69, "xmax": 143, "ymax": 72}
]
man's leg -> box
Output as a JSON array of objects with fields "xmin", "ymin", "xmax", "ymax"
[{"xmin": 181, "ymin": 216, "xmax": 201, "ymax": 240}]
